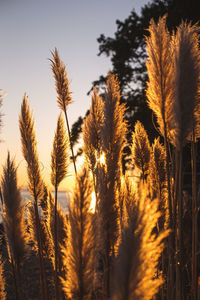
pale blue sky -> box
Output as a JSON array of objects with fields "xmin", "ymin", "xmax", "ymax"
[{"xmin": 0, "ymin": 0, "xmax": 148, "ymax": 189}]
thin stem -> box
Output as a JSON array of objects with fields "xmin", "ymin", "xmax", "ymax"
[
  {"xmin": 175, "ymin": 149, "xmax": 183, "ymax": 300},
  {"xmin": 54, "ymin": 185, "xmax": 59, "ymax": 300},
  {"xmin": 11, "ymin": 258, "xmax": 19, "ymax": 300},
  {"xmin": 191, "ymin": 131, "xmax": 198, "ymax": 300},
  {"xmin": 164, "ymin": 126, "xmax": 175, "ymax": 300},
  {"xmin": 33, "ymin": 201, "xmax": 48, "ymax": 300},
  {"xmin": 63, "ymin": 104, "xmax": 77, "ymax": 175}
]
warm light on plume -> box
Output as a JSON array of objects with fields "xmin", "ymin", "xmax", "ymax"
[
  {"xmin": 99, "ymin": 152, "xmax": 105, "ymax": 165},
  {"xmin": 89, "ymin": 191, "xmax": 96, "ymax": 213}
]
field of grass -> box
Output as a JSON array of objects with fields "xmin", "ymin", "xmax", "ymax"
[{"xmin": 0, "ymin": 17, "xmax": 200, "ymax": 300}]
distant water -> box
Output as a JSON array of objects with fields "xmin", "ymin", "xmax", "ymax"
[{"xmin": 0, "ymin": 189, "xmax": 70, "ymax": 223}]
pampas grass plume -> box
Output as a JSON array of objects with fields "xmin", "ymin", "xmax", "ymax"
[
  {"xmin": 131, "ymin": 121, "xmax": 151, "ymax": 179},
  {"xmin": 146, "ymin": 16, "xmax": 176, "ymax": 141},
  {"xmin": 63, "ymin": 167, "xmax": 94, "ymax": 300},
  {"xmin": 83, "ymin": 88, "xmax": 104, "ymax": 173},
  {"xmin": 1, "ymin": 153, "xmax": 27, "ymax": 266},
  {"xmin": 19, "ymin": 94, "xmax": 43, "ymax": 201},
  {"xmin": 172, "ymin": 22, "xmax": 200, "ymax": 148},
  {"xmin": 101, "ymin": 73, "xmax": 127, "ymax": 182},
  {"xmin": 111, "ymin": 182, "xmax": 169, "ymax": 300},
  {"xmin": 50, "ymin": 48, "xmax": 72, "ymax": 111},
  {"xmin": 51, "ymin": 113, "xmax": 69, "ymax": 188}
]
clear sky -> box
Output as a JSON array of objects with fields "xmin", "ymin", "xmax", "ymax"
[{"xmin": 0, "ymin": 0, "xmax": 149, "ymax": 190}]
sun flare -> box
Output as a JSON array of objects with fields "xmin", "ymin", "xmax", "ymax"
[
  {"xmin": 89, "ymin": 191, "xmax": 96, "ymax": 213},
  {"xmin": 99, "ymin": 152, "xmax": 105, "ymax": 165}
]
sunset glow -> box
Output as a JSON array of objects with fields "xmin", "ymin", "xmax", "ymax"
[
  {"xmin": 89, "ymin": 191, "xmax": 96, "ymax": 213},
  {"xmin": 99, "ymin": 152, "xmax": 105, "ymax": 165}
]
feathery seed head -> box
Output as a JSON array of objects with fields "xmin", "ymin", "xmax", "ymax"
[
  {"xmin": 146, "ymin": 16, "xmax": 176, "ymax": 141},
  {"xmin": 83, "ymin": 88, "xmax": 104, "ymax": 172},
  {"xmin": 63, "ymin": 167, "xmax": 95, "ymax": 299},
  {"xmin": 19, "ymin": 94, "xmax": 43, "ymax": 201},
  {"xmin": 50, "ymin": 48, "xmax": 72, "ymax": 111},
  {"xmin": 171, "ymin": 22, "xmax": 200, "ymax": 148},
  {"xmin": 131, "ymin": 121, "xmax": 151, "ymax": 178},
  {"xmin": 1, "ymin": 153, "xmax": 27, "ymax": 265},
  {"xmin": 51, "ymin": 113, "xmax": 69, "ymax": 187},
  {"xmin": 101, "ymin": 73, "xmax": 127, "ymax": 182}
]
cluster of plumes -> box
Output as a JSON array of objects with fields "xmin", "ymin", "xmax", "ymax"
[
  {"xmin": 146, "ymin": 16, "xmax": 200, "ymax": 299},
  {"xmin": 0, "ymin": 154, "xmax": 28, "ymax": 300},
  {"xmin": 82, "ymin": 74, "xmax": 168, "ymax": 299},
  {"xmin": 0, "ymin": 50, "xmax": 169, "ymax": 300},
  {"xmin": 112, "ymin": 180, "xmax": 168, "ymax": 300},
  {"xmin": 130, "ymin": 122, "xmax": 168, "ymax": 231},
  {"xmin": 146, "ymin": 16, "xmax": 200, "ymax": 149}
]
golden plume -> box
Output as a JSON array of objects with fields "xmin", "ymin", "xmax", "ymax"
[
  {"xmin": 1, "ymin": 153, "xmax": 28, "ymax": 300},
  {"xmin": 1, "ymin": 153, "xmax": 27, "ymax": 265},
  {"xmin": 111, "ymin": 182, "xmax": 169, "ymax": 300},
  {"xmin": 101, "ymin": 73, "xmax": 127, "ymax": 183},
  {"xmin": 171, "ymin": 22, "xmax": 200, "ymax": 148},
  {"xmin": 50, "ymin": 48, "xmax": 77, "ymax": 175},
  {"xmin": 19, "ymin": 94, "xmax": 43, "ymax": 201},
  {"xmin": 131, "ymin": 121, "xmax": 151, "ymax": 180},
  {"xmin": 62, "ymin": 167, "xmax": 94, "ymax": 299},
  {"xmin": 146, "ymin": 16, "xmax": 175, "ymax": 141},
  {"xmin": 51, "ymin": 112, "xmax": 69, "ymax": 299},
  {"xmin": 50, "ymin": 48, "xmax": 72, "ymax": 111},
  {"xmin": 51, "ymin": 113, "xmax": 69, "ymax": 188},
  {"xmin": 83, "ymin": 88, "xmax": 104, "ymax": 173},
  {"xmin": 19, "ymin": 94, "xmax": 48, "ymax": 299}
]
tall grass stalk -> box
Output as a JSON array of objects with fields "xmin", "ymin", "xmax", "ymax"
[
  {"xmin": 19, "ymin": 94, "xmax": 48, "ymax": 300},
  {"xmin": 191, "ymin": 132, "xmax": 198, "ymax": 300},
  {"xmin": 97, "ymin": 73, "xmax": 127, "ymax": 298},
  {"xmin": 1, "ymin": 153, "xmax": 27, "ymax": 300},
  {"xmin": 63, "ymin": 167, "xmax": 94, "ymax": 299},
  {"xmin": 51, "ymin": 113, "xmax": 69, "ymax": 300},
  {"xmin": 145, "ymin": 16, "xmax": 175, "ymax": 298},
  {"xmin": 50, "ymin": 48, "xmax": 77, "ymax": 175},
  {"xmin": 171, "ymin": 21, "xmax": 200, "ymax": 299}
]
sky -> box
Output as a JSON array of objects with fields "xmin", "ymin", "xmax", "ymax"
[{"xmin": 0, "ymin": 0, "xmax": 149, "ymax": 191}]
